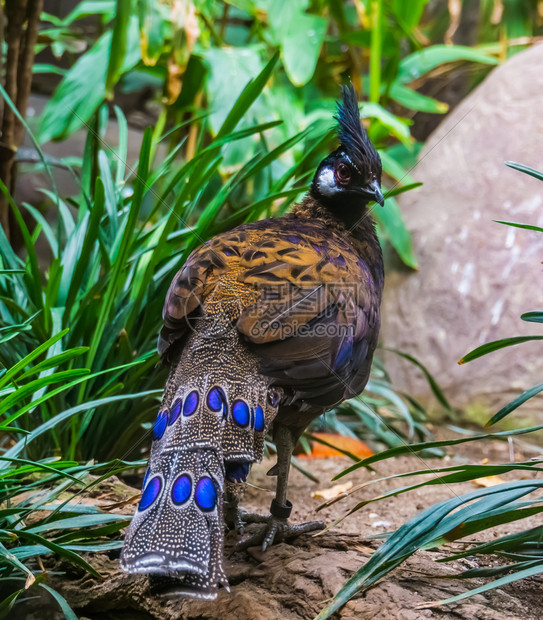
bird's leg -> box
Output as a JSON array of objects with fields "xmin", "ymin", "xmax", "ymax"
[
  {"xmin": 236, "ymin": 423, "xmax": 324, "ymax": 551},
  {"xmin": 224, "ymin": 485, "xmax": 246, "ymax": 534}
]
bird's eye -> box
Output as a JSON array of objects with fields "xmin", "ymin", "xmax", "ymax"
[{"xmin": 335, "ymin": 162, "xmax": 351, "ymax": 184}]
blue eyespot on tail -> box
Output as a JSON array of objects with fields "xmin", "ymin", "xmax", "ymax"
[
  {"xmin": 207, "ymin": 386, "xmax": 227, "ymax": 415},
  {"xmin": 195, "ymin": 477, "xmax": 217, "ymax": 512},
  {"xmin": 168, "ymin": 399, "xmax": 182, "ymax": 426},
  {"xmin": 232, "ymin": 400, "xmax": 250, "ymax": 427},
  {"xmin": 153, "ymin": 411, "xmax": 167, "ymax": 440},
  {"xmin": 254, "ymin": 405, "xmax": 264, "ymax": 432},
  {"xmin": 183, "ymin": 391, "xmax": 199, "ymax": 416},
  {"xmin": 139, "ymin": 476, "xmax": 162, "ymax": 511},
  {"xmin": 172, "ymin": 474, "xmax": 192, "ymax": 505}
]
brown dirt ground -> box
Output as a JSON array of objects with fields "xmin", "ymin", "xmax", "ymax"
[{"xmin": 16, "ymin": 437, "xmax": 543, "ymax": 620}]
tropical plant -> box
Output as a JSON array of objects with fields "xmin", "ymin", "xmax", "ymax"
[
  {"xmin": 0, "ymin": 330, "xmax": 148, "ymax": 618},
  {"xmin": 31, "ymin": 0, "xmax": 508, "ymax": 270}
]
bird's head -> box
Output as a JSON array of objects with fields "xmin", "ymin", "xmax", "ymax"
[{"xmin": 311, "ymin": 84, "xmax": 384, "ymax": 224}]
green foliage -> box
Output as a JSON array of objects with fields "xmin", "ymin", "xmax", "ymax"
[
  {"xmin": 316, "ymin": 354, "xmax": 441, "ymax": 454},
  {"xmin": 0, "ymin": 334, "xmax": 146, "ymax": 618},
  {"xmin": 38, "ymin": 15, "xmax": 141, "ymax": 143},
  {"xmin": 34, "ymin": 0, "xmax": 505, "ymax": 269},
  {"xmin": 316, "ymin": 478, "xmax": 543, "ymax": 619}
]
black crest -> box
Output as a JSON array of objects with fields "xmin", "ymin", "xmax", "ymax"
[{"xmin": 334, "ymin": 84, "xmax": 381, "ymax": 176}]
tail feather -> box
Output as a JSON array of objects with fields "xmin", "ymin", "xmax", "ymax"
[
  {"xmin": 120, "ymin": 446, "xmax": 227, "ymax": 596},
  {"xmin": 121, "ymin": 328, "xmax": 280, "ymax": 599}
]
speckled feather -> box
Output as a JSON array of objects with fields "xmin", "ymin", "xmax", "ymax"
[{"xmin": 121, "ymin": 311, "xmax": 279, "ymax": 597}]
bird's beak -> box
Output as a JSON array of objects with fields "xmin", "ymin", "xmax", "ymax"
[
  {"xmin": 367, "ymin": 180, "xmax": 385, "ymax": 207},
  {"xmin": 356, "ymin": 179, "xmax": 385, "ymax": 206}
]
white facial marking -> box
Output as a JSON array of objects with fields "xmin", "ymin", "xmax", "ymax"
[{"xmin": 318, "ymin": 166, "xmax": 337, "ymax": 196}]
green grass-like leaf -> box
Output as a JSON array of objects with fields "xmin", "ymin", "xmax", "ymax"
[
  {"xmin": 316, "ymin": 480, "xmax": 543, "ymax": 619},
  {"xmin": 486, "ymin": 381, "xmax": 543, "ymax": 426},
  {"xmin": 459, "ymin": 336, "xmax": 543, "ymax": 364},
  {"xmin": 333, "ymin": 426, "xmax": 541, "ymax": 479}
]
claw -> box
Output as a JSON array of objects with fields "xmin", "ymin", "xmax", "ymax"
[
  {"xmin": 231, "ymin": 511, "xmax": 245, "ymax": 535},
  {"xmin": 262, "ymin": 520, "xmax": 279, "ymax": 551},
  {"xmin": 266, "ymin": 464, "xmax": 279, "ymax": 476},
  {"xmin": 235, "ymin": 515, "xmax": 325, "ymax": 552}
]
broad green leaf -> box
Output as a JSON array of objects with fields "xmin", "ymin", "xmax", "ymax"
[
  {"xmin": 200, "ymin": 47, "xmax": 264, "ymax": 134},
  {"xmin": 218, "ymin": 51, "xmax": 279, "ymax": 139},
  {"xmin": 38, "ymin": 18, "xmax": 140, "ymax": 143},
  {"xmin": 398, "ymin": 45, "xmax": 498, "ymax": 84},
  {"xmin": 267, "ymin": 0, "xmax": 327, "ymax": 86},
  {"xmin": 39, "ymin": 33, "xmax": 111, "ymax": 143},
  {"xmin": 392, "ymin": 0, "xmax": 429, "ymax": 29},
  {"xmin": 389, "ymin": 82, "xmax": 448, "ymax": 114},
  {"xmin": 374, "ymin": 196, "xmax": 418, "ymax": 269}
]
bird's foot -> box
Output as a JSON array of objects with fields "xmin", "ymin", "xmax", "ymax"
[{"xmin": 235, "ymin": 499, "xmax": 324, "ymax": 551}]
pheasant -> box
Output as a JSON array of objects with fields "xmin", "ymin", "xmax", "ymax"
[{"xmin": 121, "ymin": 84, "xmax": 385, "ymax": 599}]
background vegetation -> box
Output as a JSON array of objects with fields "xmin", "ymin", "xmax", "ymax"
[{"xmin": 1, "ymin": 0, "xmax": 543, "ymax": 616}]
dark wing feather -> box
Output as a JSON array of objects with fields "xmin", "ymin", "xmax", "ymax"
[{"xmin": 159, "ymin": 215, "xmax": 381, "ymax": 410}]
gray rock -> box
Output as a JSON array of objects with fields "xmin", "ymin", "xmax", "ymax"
[{"xmin": 381, "ymin": 43, "xmax": 543, "ymax": 419}]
